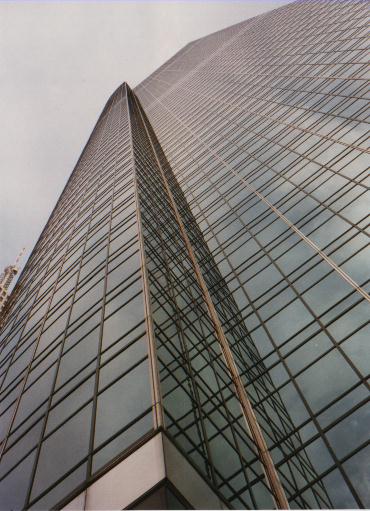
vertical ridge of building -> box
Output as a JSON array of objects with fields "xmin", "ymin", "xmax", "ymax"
[{"xmin": 124, "ymin": 83, "xmax": 165, "ymax": 430}]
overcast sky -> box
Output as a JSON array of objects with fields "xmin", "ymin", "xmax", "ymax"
[{"xmin": 0, "ymin": 0, "xmax": 293, "ymax": 278}]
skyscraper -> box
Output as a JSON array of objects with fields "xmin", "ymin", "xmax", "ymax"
[{"xmin": 0, "ymin": 0, "xmax": 369, "ymax": 509}]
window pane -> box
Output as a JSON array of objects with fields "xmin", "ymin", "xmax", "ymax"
[{"xmin": 94, "ymin": 359, "xmax": 151, "ymax": 448}]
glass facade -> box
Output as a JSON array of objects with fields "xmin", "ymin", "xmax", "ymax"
[
  {"xmin": 0, "ymin": 86, "xmax": 155, "ymax": 510},
  {"xmin": 135, "ymin": 0, "xmax": 370, "ymax": 508},
  {"xmin": 0, "ymin": 0, "xmax": 369, "ymax": 509}
]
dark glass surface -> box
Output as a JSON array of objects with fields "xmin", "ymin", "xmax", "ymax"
[{"xmin": 134, "ymin": 1, "xmax": 369, "ymax": 506}]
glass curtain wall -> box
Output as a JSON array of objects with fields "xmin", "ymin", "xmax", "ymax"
[{"xmin": 135, "ymin": 0, "xmax": 370, "ymax": 508}]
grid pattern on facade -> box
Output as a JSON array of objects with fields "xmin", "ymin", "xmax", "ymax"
[
  {"xmin": 0, "ymin": 87, "xmax": 154, "ymax": 510},
  {"xmin": 148, "ymin": 107, "xmax": 335, "ymax": 510},
  {"xmin": 128, "ymin": 88, "xmax": 279, "ymax": 509},
  {"xmin": 0, "ymin": 82, "xmax": 292, "ymax": 510},
  {"xmin": 0, "ymin": 0, "xmax": 368, "ymax": 509},
  {"xmin": 0, "ymin": 82, "xmax": 290, "ymax": 510},
  {"xmin": 135, "ymin": 0, "xmax": 370, "ymax": 508}
]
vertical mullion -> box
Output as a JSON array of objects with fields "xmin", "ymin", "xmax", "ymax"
[{"xmin": 125, "ymin": 84, "xmax": 164, "ymax": 430}]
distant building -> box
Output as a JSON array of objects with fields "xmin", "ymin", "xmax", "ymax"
[
  {"xmin": 0, "ymin": 1, "xmax": 368, "ymax": 509},
  {"xmin": 0, "ymin": 249, "xmax": 24, "ymax": 316},
  {"xmin": 0, "ymin": 266, "xmax": 18, "ymax": 313}
]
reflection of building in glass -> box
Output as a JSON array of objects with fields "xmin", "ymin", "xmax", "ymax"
[{"xmin": 0, "ymin": 1, "xmax": 369, "ymax": 509}]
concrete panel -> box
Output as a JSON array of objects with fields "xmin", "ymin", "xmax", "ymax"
[{"xmin": 85, "ymin": 434, "xmax": 165, "ymax": 510}]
